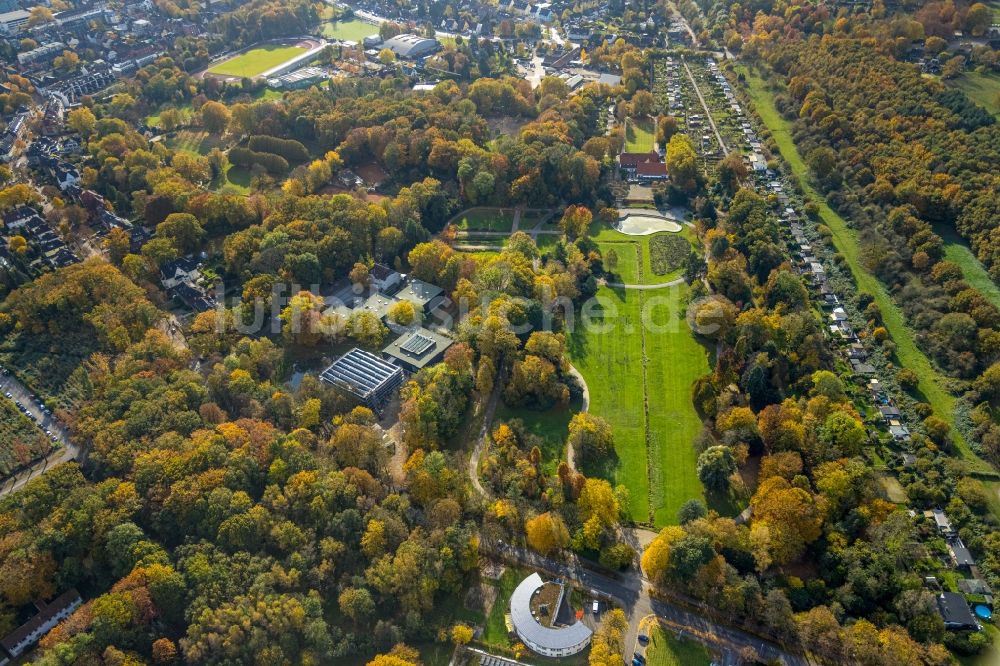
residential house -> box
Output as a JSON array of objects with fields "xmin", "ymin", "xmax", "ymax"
[{"xmin": 936, "ymin": 592, "xmax": 979, "ymax": 631}]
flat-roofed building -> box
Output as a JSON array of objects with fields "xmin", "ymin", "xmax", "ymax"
[
  {"xmin": 382, "ymin": 33, "xmax": 440, "ymax": 59},
  {"xmin": 509, "ymin": 573, "xmax": 592, "ymax": 658},
  {"xmin": 0, "ymin": 9, "xmax": 29, "ymax": 35},
  {"xmin": 383, "ymin": 327, "xmax": 453, "ymax": 373},
  {"xmin": 394, "ymin": 279, "xmax": 444, "ymax": 314},
  {"xmin": 320, "ymin": 348, "xmax": 404, "ymax": 408}
]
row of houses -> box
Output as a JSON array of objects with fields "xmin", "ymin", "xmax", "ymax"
[
  {"xmin": 26, "ymin": 137, "xmax": 81, "ymax": 191},
  {"xmin": 2, "ymin": 206, "xmax": 79, "ymax": 272},
  {"xmin": 743, "ymin": 80, "xmax": 985, "ymax": 634},
  {"xmin": 0, "ymin": 109, "xmax": 29, "ymax": 163}
]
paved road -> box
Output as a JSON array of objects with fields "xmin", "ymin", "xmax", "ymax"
[
  {"xmin": 484, "ymin": 541, "xmax": 806, "ymax": 665},
  {"xmin": 0, "ymin": 373, "xmax": 79, "ymax": 498}
]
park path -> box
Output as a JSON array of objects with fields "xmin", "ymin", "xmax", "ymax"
[
  {"xmin": 600, "ymin": 275, "xmax": 686, "ymax": 290},
  {"xmin": 564, "ymin": 363, "xmax": 590, "ymax": 473},
  {"xmin": 468, "ymin": 379, "xmax": 503, "ymax": 499},
  {"xmin": 682, "ymin": 56, "xmax": 728, "ymax": 156}
]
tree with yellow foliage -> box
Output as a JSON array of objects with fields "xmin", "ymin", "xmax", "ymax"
[
  {"xmin": 524, "ymin": 511, "xmax": 569, "ymax": 555},
  {"xmin": 450, "ymin": 623, "xmax": 473, "ymax": 645},
  {"xmin": 588, "ymin": 608, "xmax": 628, "ymax": 666},
  {"xmin": 387, "ymin": 300, "xmax": 417, "ymax": 326},
  {"xmin": 750, "ymin": 476, "xmax": 825, "ymax": 569},
  {"xmin": 640, "ymin": 525, "xmax": 685, "ymax": 584}
]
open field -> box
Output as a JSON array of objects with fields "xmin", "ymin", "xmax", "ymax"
[
  {"xmin": 740, "ymin": 67, "xmax": 992, "ymax": 474},
  {"xmin": 937, "ymin": 224, "xmax": 1000, "ymax": 311},
  {"xmin": 207, "ymin": 45, "xmax": 307, "ymax": 78},
  {"xmin": 645, "ymin": 625, "xmax": 713, "ymax": 666},
  {"xmin": 453, "ymin": 208, "xmax": 518, "ymax": 233},
  {"xmin": 625, "ymin": 117, "xmax": 656, "ymax": 152},
  {"xmin": 321, "ymin": 17, "xmax": 376, "ymax": 41},
  {"xmin": 953, "ymin": 71, "xmax": 1000, "ymax": 118},
  {"xmin": 567, "ymin": 241, "xmax": 711, "ymax": 525},
  {"xmin": 165, "ymin": 130, "xmax": 227, "ymax": 156}
]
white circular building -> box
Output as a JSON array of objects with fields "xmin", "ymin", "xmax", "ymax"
[{"xmin": 509, "ymin": 572, "xmax": 593, "ymax": 658}]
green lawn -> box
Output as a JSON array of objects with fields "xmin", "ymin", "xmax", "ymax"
[
  {"xmin": 482, "ymin": 568, "xmax": 522, "ymax": 648},
  {"xmin": 166, "ymin": 130, "xmax": 227, "ymax": 156},
  {"xmin": 321, "ymin": 18, "xmax": 377, "ymax": 41},
  {"xmin": 453, "ymin": 208, "xmax": 518, "ymax": 233},
  {"xmin": 625, "ymin": 117, "xmax": 656, "ymax": 152},
  {"xmin": 644, "ymin": 626, "xmax": 713, "ymax": 666},
  {"xmin": 567, "ymin": 242, "xmax": 711, "ymax": 525},
  {"xmin": 207, "ymin": 45, "xmax": 307, "ymax": 78},
  {"xmin": 740, "ymin": 66, "xmax": 992, "ymax": 474},
  {"xmin": 220, "ymin": 164, "xmax": 252, "ymax": 194},
  {"xmin": 937, "ymin": 224, "xmax": 1000, "ymax": 311},
  {"xmin": 953, "ymin": 71, "xmax": 1000, "ymax": 118},
  {"xmin": 494, "ymin": 398, "xmax": 582, "ymax": 475}
]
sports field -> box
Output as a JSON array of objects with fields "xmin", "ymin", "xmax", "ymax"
[
  {"xmin": 567, "ymin": 240, "xmax": 711, "ymax": 526},
  {"xmin": 207, "ymin": 45, "xmax": 307, "ymax": 78},
  {"xmin": 322, "ymin": 18, "xmax": 377, "ymax": 41},
  {"xmin": 740, "ymin": 66, "xmax": 993, "ymax": 474}
]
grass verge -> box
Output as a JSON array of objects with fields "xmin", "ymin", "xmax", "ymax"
[
  {"xmin": 645, "ymin": 625, "xmax": 713, "ymax": 666},
  {"xmin": 936, "ymin": 223, "xmax": 1000, "ymax": 311}
]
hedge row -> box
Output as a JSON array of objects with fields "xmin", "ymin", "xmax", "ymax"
[
  {"xmin": 229, "ymin": 147, "xmax": 290, "ymax": 174},
  {"xmin": 248, "ymin": 135, "xmax": 310, "ymax": 163}
]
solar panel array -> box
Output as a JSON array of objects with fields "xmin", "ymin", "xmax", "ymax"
[
  {"xmin": 400, "ymin": 332, "xmax": 435, "ymax": 357},
  {"xmin": 319, "ymin": 348, "xmax": 403, "ymax": 400},
  {"xmin": 479, "ymin": 656, "xmax": 520, "ymax": 666}
]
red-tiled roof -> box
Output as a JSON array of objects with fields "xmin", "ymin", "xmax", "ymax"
[
  {"xmin": 618, "ymin": 151, "xmax": 661, "ymax": 167},
  {"xmin": 636, "ymin": 161, "xmax": 667, "ymax": 177}
]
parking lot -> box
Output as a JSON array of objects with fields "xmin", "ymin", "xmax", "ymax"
[{"xmin": 0, "ymin": 368, "xmax": 78, "ymax": 496}]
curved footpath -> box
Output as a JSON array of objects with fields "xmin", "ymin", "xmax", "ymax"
[{"xmin": 564, "ymin": 363, "xmax": 590, "ymax": 473}]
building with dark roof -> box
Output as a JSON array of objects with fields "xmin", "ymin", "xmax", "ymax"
[
  {"xmin": 936, "ymin": 592, "xmax": 979, "ymax": 631},
  {"xmin": 370, "ymin": 263, "xmax": 402, "ymax": 293},
  {"xmin": 383, "ymin": 327, "xmax": 453, "ymax": 373},
  {"xmin": 1, "ymin": 590, "xmax": 82, "ymax": 658},
  {"xmin": 509, "ymin": 572, "xmax": 592, "ymax": 657},
  {"xmin": 949, "ymin": 539, "xmax": 976, "ymax": 569},
  {"xmin": 320, "ymin": 348, "xmax": 404, "ymax": 408}
]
